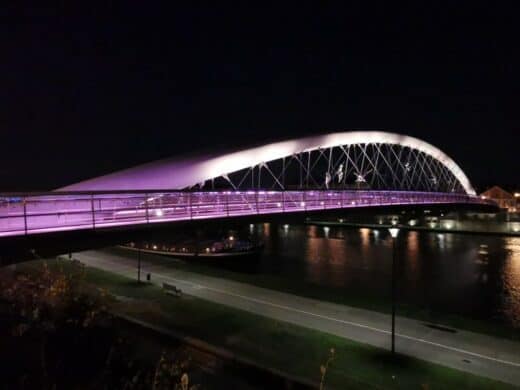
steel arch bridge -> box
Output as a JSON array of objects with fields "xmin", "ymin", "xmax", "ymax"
[
  {"xmin": 1, "ymin": 131, "xmax": 492, "ymax": 238},
  {"xmin": 61, "ymin": 131, "xmax": 475, "ymax": 195}
]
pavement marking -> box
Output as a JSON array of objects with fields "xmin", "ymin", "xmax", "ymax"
[
  {"xmin": 157, "ymin": 274, "xmax": 520, "ymax": 368},
  {"xmin": 76, "ymin": 254, "xmax": 520, "ymax": 369}
]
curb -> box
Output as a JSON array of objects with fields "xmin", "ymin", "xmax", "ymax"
[{"xmin": 113, "ymin": 311, "xmax": 320, "ymax": 389}]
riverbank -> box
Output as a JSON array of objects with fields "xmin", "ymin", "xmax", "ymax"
[
  {"xmin": 306, "ymin": 220, "xmax": 520, "ymax": 237},
  {"xmin": 75, "ymin": 250, "xmax": 520, "ymax": 386},
  {"xmin": 109, "ymin": 246, "xmax": 520, "ymax": 342},
  {"xmin": 11, "ymin": 258, "xmax": 517, "ymax": 389}
]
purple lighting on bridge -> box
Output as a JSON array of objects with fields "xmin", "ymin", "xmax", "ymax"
[
  {"xmin": 0, "ymin": 190, "xmax": 493, "ymax": 238},
  {"xmin": 59, "ymin": 131, "xmax": 476, "ymax": 195},
  {"xmin": 0, "ymin": 131, "xmax": 482, "ymax": 238}
]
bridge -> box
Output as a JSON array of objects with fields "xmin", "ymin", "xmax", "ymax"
[{"xmin": 0, "ymin": 131, "xmax": 494, "ymax": 238}]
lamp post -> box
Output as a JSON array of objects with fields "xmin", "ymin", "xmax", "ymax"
[
  {"xmin": 388, "ymin": 226, "xmax": 400, "ymax": 355},
  {"xmin": 137, "ymin": 245, "xmax": 141, "ymax": 283}
]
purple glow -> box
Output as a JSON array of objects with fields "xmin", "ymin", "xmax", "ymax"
[
  {"xmin": 0, "ymin": 190, "xmax": 493, "ymax": 238},
  {"xmin": 58, "ymin": 131, "xmax": 476, "ymax": 195}
]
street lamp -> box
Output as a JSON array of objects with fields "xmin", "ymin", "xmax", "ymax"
[
  {"xmin": 388, "ymin": 226, "xmax": 400, "ymax": 355},
  {"xmin": 137, "ymin": 245, "xmax": 142, "ymax": 283}
]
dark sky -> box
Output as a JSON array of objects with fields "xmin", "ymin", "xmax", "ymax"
[{"xmin": 1, "ymin": 3, "xmax": 518, "ymax": 191}]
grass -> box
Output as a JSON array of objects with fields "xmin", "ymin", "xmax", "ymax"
[
  {"xmin": 13, "ymin": 259, "xmax": 516, "ymax": 389},
  {"xmin": 110, "ymin": 247, "xmax": 520, "ymax": 341}
]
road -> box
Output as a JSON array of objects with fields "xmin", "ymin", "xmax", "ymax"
[{"xmin": 73, "ymin": 249, "xmax": 520, "ymax": 386}]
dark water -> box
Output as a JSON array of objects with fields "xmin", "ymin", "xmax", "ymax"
[{"xmin": 245, "ymin": 223, "xmax": 520, "ymax": 329}]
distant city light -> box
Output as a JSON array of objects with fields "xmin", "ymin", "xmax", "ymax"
[{"xmin": 155, "ymin": 209, "xmax": 164, "ymax": 217}]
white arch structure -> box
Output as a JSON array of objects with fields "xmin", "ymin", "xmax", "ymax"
[
  {"xmin": 61, "ymin": 131, "xmax": 475, "ymax": 195},
  {"xmin": 0, "ymin": 131, "xmax": 494, "ymax": 238}
]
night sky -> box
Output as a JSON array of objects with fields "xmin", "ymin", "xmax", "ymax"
[{"xmin": 2, "ymin": 3, "xmax": 518, "ymax": 191}]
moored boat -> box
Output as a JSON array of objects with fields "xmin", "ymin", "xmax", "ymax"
[{"xmin": 121, "ymin": 237, "xmax": 263, "ymax": 260}]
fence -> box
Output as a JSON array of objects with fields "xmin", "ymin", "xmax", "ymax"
[{"xmin": 0, "ymin": 190, "xmax": 494, "ymax": 237}]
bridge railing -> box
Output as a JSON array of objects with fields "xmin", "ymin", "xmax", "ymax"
[{"xmin": 0, "ymin": 190, "xmax": 494, "ymax": 237}]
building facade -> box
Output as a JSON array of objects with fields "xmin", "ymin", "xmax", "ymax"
[{"xmin": 480, "ymin": 186, "xmax": 517, "ymax": 212}]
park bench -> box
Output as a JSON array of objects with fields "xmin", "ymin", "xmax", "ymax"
[{"xmin": 162, "ymin": 282, "xmax": 182, "ymax": 297}]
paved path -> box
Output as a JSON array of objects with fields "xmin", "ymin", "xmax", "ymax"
[{"xmin": 73, "ymin": 249, "xmax": 520, "ymax": 386}]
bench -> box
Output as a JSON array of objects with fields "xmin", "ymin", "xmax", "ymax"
[{"xmin": 162, "ymin": 282, "xmax": 182, "ymax": 297}]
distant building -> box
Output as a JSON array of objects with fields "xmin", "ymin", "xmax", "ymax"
[{"xmin": 480, "ymin": 186, "xmax": 517, "ymax": 212}]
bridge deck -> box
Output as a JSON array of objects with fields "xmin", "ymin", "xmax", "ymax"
[{"xmin": 0, "ymin": 190, "xmax": 492, "ymax": 238}]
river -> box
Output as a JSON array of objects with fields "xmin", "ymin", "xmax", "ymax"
[{"xmin": 246, "ymin": 223, "xmax": 520, "ymax": 329}]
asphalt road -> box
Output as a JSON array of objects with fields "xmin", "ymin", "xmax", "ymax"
[{"xmin": 72, "ymin": 249, "xmax": 520, "ymax": 386}]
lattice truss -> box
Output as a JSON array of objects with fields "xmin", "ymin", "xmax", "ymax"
[{"xmin": 201, "ymin": 143, "xmax": 465, "ymax": 193}]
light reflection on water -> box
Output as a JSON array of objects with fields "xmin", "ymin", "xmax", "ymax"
[
  {"xmin": 501, "ymin": 238, "xmax": 520, "ymax": 327},
  {"xmin": 252, "ymin": 223, "xmax": 520, "ymax": 329}
]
